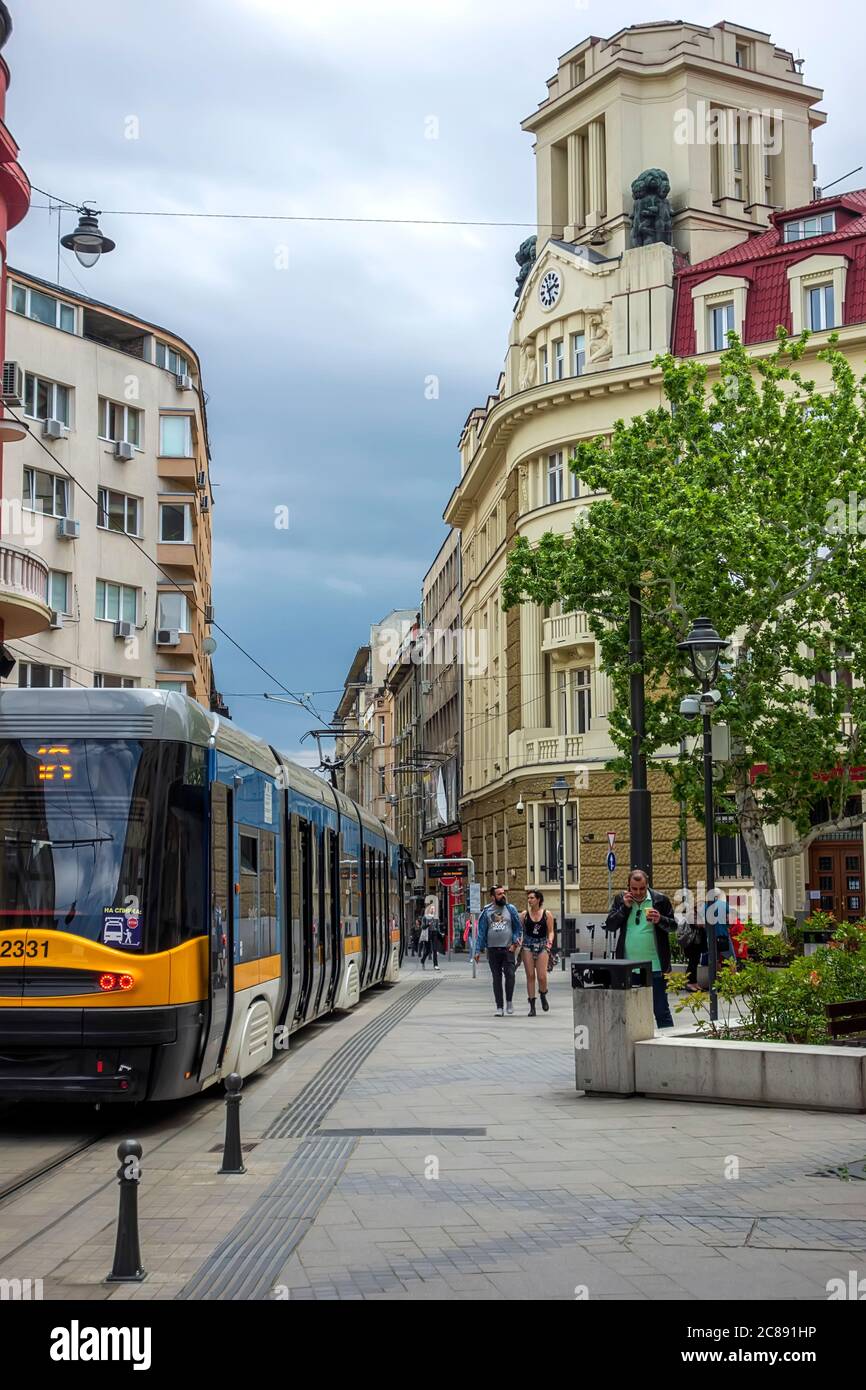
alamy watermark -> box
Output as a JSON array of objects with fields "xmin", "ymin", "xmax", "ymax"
[{"xmin": 673, "ymin": 100, "xmax": 782, "ymax": 154}]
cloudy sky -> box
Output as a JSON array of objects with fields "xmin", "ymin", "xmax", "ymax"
[{"xmin": 5, "ymin": 0, "xmax": 861, "ymax": 758}]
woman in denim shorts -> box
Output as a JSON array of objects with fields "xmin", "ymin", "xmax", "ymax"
[{"xmin": 521, "ymin": 889, "xmax": 555, "ymax": 1016}]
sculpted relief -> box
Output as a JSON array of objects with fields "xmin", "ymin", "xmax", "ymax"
[
  {"xmin": 518, "ymin": 339, "xmax": 538, "ymax": 390},
  {"xmin": 587, "ymin": 308, "xmax": 612, "ymax": 363}
]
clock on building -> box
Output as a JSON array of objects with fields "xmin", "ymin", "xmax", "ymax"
[{"xmin": 538, "ymin": 268, "xmax": 562, "ymax": 310}]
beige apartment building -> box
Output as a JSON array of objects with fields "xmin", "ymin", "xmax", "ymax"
[
  {"xmin": 444, "ymin": 19, "xmax": 836, "ymax": 919},
  {"xmin": 1, "ymin": 269, "xmax": 215, "ymax": 702}
]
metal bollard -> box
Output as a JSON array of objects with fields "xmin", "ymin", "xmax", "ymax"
[
  {"xmin": 106, "ymin": 1139, "xmax": 146, "ymax": 1282},
  {"xmin": 218, "ymin": 1072, "xmax": 246, "ymax": 1174}
]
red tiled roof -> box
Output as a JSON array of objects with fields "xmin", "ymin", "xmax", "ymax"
[{"xmin": 672, "ymin": 189, "xmax": 866, "ymax": 356}]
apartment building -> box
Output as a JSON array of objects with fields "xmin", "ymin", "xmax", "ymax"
[
  {"xmin": 1, "ymin": 270, "xmax": 215, "ymax": 702},
  {"xmin": 445, "ymin": 20, "xmax": 841, "ymax": 918}
]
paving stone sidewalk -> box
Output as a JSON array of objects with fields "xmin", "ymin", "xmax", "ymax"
[{"xmin": 1, "ymin": 958, "xmax": 865, "ymax": 1300}]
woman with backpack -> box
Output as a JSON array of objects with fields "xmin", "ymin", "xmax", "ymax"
[{"xmin": 521, "ymin": 889, "xmax": 555, "ymax": 1015}]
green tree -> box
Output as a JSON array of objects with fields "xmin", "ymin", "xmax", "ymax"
[{"xmin": 502, "ymin": 332, "xmax": 866, "ymax": 933}]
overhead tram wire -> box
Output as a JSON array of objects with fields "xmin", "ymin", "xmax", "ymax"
[{"xmin": 4, "ymin": 405, "xmax": 322, "ymax": 720}]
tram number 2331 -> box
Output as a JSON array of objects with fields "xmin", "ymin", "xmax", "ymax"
[{"xmin": 0, "ymin": 940, "xmax": 49, "ymax": 958}]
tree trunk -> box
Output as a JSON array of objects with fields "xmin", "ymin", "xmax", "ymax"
[{"xmin": 735, "ymin": 778, "xmax": 785, "ymax": 938}]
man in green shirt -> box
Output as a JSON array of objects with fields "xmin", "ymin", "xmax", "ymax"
[{"xmin": 604, "ymin": 869, "xmax": 675, "ymax": 1027}]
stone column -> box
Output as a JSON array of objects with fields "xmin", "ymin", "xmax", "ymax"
[
  {"xmin": 747, "ymin": 111, "xmax": 766, "ymax": 213},
  {"xmin": 567, "ymin": 131, "xmax": 584, "ymax": 235},
  {"xmin": 588, "ymin": 119, "xmax": 606, "ymax": 219},
  {"xmin": 520, "ymin": 603, "xmax": 544, "ymax": 730},
  {"xmin": 717, "ymin": 107, "xmax": 736, "ymax": 199}
]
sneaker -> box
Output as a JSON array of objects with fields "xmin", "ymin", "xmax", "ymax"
[
  {"xmin": 505, "ymin": 1002, "xmax": 514, "ymax": 1015},
  {"xmin": 433, "ymin": 966, "xmax": 441, "ymax": 973},
  {"xmin": 495, "ymin": 1007, "xmax": 504, "ymax": 1017}
]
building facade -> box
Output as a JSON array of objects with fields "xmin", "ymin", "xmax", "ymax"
[
  {"xmin": 2, "ymin": 270, "xmax": 215, "ymax": 702},
  {"xmin": 445, "ymin": 19, "xmax": 848, "ymax": 922}
]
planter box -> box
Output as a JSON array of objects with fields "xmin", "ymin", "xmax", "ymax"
[{"xmin": 634, "ymin": 1035, "xmax": 866, "ymax": 1112}]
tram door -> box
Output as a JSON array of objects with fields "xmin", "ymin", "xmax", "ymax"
[{"xmin": 199, "ymin": 781, "xmax": 234, "ymax": 1080}]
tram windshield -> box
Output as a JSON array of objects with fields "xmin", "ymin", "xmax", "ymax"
[{"xmin": 0, "ymin": 738, "xmax": 206, "ymax": 949}]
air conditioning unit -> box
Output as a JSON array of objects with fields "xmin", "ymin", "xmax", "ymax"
[
  {"xmin": 204, "ymin": 603, "xmax": 214, "ymax": 624},
  {"xmin": 176, "ymin": 373, "xmax": 194, "ymax": 391},
  {"xmin": 48, "ymin": 610, "xmax": 64, "ymax": 630},
  {"xmin": 43, "ymin": 417, "xmax": 65, "ymax": 440},
  {"xmin": 156, "ymin": 628, "xmax": 180, "ymax": 647},
  {"xmin": 2, "ymin": 361, "xmax": 23, "ymax": 405},
  {"xmin": 200, "ymin": 496, "xmax": 209, "ymax": 513},
  {"xmin": 421, "ymin": 680, "xmax": 432, "ymax": 694},
  {"xmin": 114, "ymin": 440, "xmax": 135, "ymax": 461},
  {"xmin": 56, "ymin": 519, "xmax": 80, "ymax": 541},
  {"xmin": 196, "ymin": 470, "xmax": 206, "ymax": 489},
  {"xmin": 114, "ymin": 620, "xmax": 135, "ymax": 640}
]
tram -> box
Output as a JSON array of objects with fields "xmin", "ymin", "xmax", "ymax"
[{"xmin": 0, "ymin": 689, "xmax": 407, "ymax": 1102}]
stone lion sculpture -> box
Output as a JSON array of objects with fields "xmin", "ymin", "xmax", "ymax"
[{"xmin": 629, "ymin": 168, "xmax": 673, "ymax": 248}]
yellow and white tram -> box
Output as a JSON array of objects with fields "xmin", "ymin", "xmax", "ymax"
[{"xmin": 0, "ymin": 689, "xmax": 406, "ymax": 1101}]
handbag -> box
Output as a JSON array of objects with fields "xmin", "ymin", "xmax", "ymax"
[
  {"xmin": 419, "ymin": 927, "xmax": 430, "ymax": 944},
  {"xmin": 676, "ymin": 920, "xmax": 701, "ymax": 950}
]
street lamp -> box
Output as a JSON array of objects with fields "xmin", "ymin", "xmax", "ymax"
[
  {"xmin": 628, "ymin": 585, "xmax": 653, "ymax": 881},
  {"xmin": 552, "ymin": 775, "xmax": 569, "ymax": 959},
  {"xmin": 61, "ymin": 206, "xmax": 116, "ymax": 268},
  {"xmin": 678, "ymin": 616, "xmax": 729, "ymax": 1020}
]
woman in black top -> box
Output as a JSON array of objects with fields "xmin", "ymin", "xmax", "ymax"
[{"xmin": 521, "ymin": 889, "xmax": 555, "ymax": 1015}]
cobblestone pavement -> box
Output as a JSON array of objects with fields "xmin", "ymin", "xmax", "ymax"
[{"xmin": 1, "ymin": 959, "xmax": 865, "ymax": 1300}]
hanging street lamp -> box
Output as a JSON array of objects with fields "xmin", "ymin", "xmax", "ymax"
[{"xmin": 61, "ymin": 206, "xmax": 116, "ymax": 268}]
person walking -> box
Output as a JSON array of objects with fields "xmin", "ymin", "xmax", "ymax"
[
  {"xmin": 603, "ymin": 868, "xmax": 676, "ymax": 1028},
  {"xmin": 419, "ymin": 902, "xmax": 442, "ymax": 972},
  {"xmin": 475, "ymin": 885, "xmax": 523, "ymax": 1015},
  {"xmin": 521, "ymin": 889, "xmax": 555, "ymax": 1015}
]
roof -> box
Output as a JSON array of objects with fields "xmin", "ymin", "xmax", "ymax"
[{"xmin": 682, "ymin": 190, "xmax": 866, "ymax": 274}]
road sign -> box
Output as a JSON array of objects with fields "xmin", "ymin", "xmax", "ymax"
[
  {"xmin": 607, "ymin": 831, "xmax": 616, "ymax": 850},
  {"xmin": 469, "ymin": 882, "xmax": 481, "ymax": 913},
  {"xmin": 440, "ymin": 874, "xmax": 459, "ymax": 887},
  {"xmin": 606, "ymin": 851, "xmax": 616, "ymax": 873}
]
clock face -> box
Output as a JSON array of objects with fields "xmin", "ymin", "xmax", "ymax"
[{"xmin": 538, "ymin": 269, "xmax": 562, "ymax": 310}]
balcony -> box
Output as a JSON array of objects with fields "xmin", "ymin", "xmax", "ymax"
[
  {"xmin": 157, "ymin": 455, "xmax": 200, "ymax": 484},
  {"xmin": 542, "ymin": 610, "xmax": 594, "ymax": 653},
  {"xmin": 0, "ymin": 542, "xmax": 51, "ymax": 637},
  {"xmin": 157, "ymin": 542, "xmax": 200, "ymax": 580},
  {"xmin": 155, "ymin": 631, "xmax": 196, "ymax": 658}
]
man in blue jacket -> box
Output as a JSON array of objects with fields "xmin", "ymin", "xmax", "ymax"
[{"xmin": 475, "ymin": 884, "xmax": 523, "ymax": 1016}]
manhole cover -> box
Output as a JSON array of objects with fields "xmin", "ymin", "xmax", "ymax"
[{"xmin": 208, "ymin": 1141, "xmax": 259, "ymax": 1154}]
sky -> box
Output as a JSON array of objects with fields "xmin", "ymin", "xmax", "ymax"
[{"xmin": 4, "ymin": 0, "xmax": 863, "ymax": 761}]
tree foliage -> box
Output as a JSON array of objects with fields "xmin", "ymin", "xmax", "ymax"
[{"xmin": 502, "ymin": 332, "xmax": 866, "ymax": 920}]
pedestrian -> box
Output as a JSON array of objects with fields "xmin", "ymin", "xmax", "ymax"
[
  {"xmin": 521, "ymin": 889, "xmax": 555, "ymax": 1015},
  {"xmin": 419, "ymin": 902, "xmax": 442, "ymax": 972},
  {"xmin": 676, "ymin": 898, "xmax": 705, "ymax": 993},
  {"xmin": 475, "ymin": 884, "xmax": 523, "ymax": 1016},
  {"xmin": 410, "ymin": 915, "xmax": 422, "ymax": 957},
  {"xmin": 603, "ymin": 868, "xmax": 676, "ymax": 1028}
]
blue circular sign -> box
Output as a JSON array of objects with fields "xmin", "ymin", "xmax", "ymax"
[{"xmin": 606, "ymin": 851, "xmax": 617, "ymax": 873}]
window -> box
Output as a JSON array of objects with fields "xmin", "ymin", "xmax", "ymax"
[
  {"xmin": 159, "ymin": 414, "xmax": 192, "ymax": 457},
  {"xmin": 10, "ymin": 282, "xmax": 75, "ymax": 332},
  {"xmin": 17, "ymin": 663, "xmax": 68, "ymax": 688},
  {"xmin": 99, "ymin": 397, "xmax": 142, "ymax": 447},
  {"xmin": 157, "ymin": 590, "xmax": 189, "ymax": 633},
  {"xmin": 547, "ymin": 451, "xmax": 564, "ymax": 504},
  {"xmin": 553, "ymin": 339, "xmax": 564, "ymax": 380},
  {"xmin": 95, "ymin": 579, "xmax": 138, "ymax": 624},
  {"xmin": 23, "ymin": 373, "xmax": 70, "ymax": 427},
  {"xmin": 783, "ymin": 213, "xmax": 835, "ymax": 243},
  {"xmin": 23, "ymin": 466, "xmax": 68, "ymax": 518},
  {"xmin": 378, "ymin": 715, "xmax": 386, "ymax": 745},
  {"xmin": 47, "ymin": 570, "xmax": 69, "ymax": 614},
  {"xmin": 157, "ymin": 681, "xmax": 188, "ymax": 694},
  {"xmin": 735, "ymin": 44, "xmax": 750, "ymax": 69},
  {"xmin": 571, "ymin": 332, "xmax": 585, "ymax": 376},
  {"xmin": 716, "ymin": 817, "xmax": 751, "ymax": 878},
  {"xmin": 94, "ymin": 674, "xmax": 137, "ymax": 689},
  {"xmin": 806, "ymin": 282, "xmax": 835, "ymax": 330},
  {"xmin": 378, "ymin": 766, "xmax": 386, "ymax": 795},
  {"xmin": 540, "ymin": 347, "xmax": 549, "ymax": 384},
  {"xmin": 709, "ymin": 301, "xmax": 735, "ymax": 351},
  {"xmin": 530, "ymin": 802, "xmax": 579, "ymax": 884},
  {"xmin": 155, "ymin": 341, "xmax": 189, "ymax": 375},
  {"xmin": 556, "ymin": 667, "xmax": 592, "ymax": 734},
  {"xmin": 98, "ymin": 487, "xmax": 141, "ymax": 536},
  {"xmin": 159, "ymin": 502, "xmax": 193, "ymax": 543}
]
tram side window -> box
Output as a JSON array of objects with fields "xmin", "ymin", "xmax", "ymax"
[
  {"xmin": 260, "ymin": 830, "xmax": 277, "ymax": 957},
  {"xmin": 238, "ymin": 830, "xmax": 258, "ymax": 961},
  {"xmin": 160, "ymin": 744, "xmax": 206, "ymax": 948},
  {"xmin": 211, "ymin": 781, "xmax": 230, "ymax": 928}
]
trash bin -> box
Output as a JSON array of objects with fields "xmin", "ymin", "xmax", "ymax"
[{"xmin": 571, "ymin": 956, "xmax": 654, "ymax": 1096}]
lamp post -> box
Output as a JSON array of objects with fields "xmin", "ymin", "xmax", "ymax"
[
  {"xmin": 677, "ymin": 617, "xmax": 729, "ymax": 1021},
  {"xmin": 628, "ymin": 585, "xmax": 653, "ymax": 881},
  {"xmin": 552, "ymin": 775, "xmax": 569, "ymax": 956}
]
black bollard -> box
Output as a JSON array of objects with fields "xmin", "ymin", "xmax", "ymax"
[
  {"xmin": 106, "ymin": 1139, "xmax": 146, "ymax": 1283},
  {"xmin": 218, "ymin": 1072, "xmax": 246, "ymax": 1174}
]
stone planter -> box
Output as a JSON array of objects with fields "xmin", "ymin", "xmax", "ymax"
[{"xmin": 634, "ymin": 1034, "xmax": 866, "ymax": 1112}]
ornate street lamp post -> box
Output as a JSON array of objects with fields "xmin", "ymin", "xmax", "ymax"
[
  {"xmin": 552, "ymin": 775, "xmax": 569, "ymax": 956},
  {"xmin": 678, "ymin": 617, "xmax": 729, "ymax": 1020}
]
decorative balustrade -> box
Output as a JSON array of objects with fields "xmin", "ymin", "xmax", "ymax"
[{"xmin": 0, "ymin": 541, "xmax": 50, "ymax": 636}]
